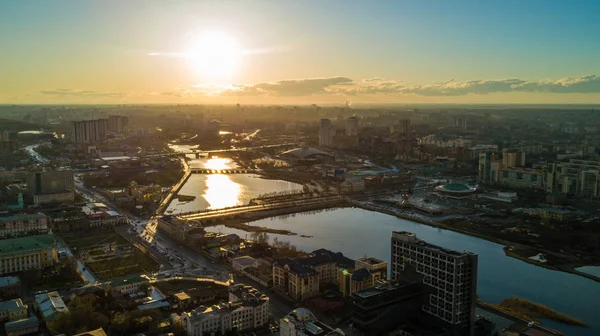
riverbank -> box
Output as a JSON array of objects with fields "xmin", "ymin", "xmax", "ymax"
[
  {"xmin": 203, "ymin": 218, "xmax": 297, "ymax": 235},
  {"xmin": 504, "ymin": 246, "xmax": 600, "ymax": 283},
  {"xmin": 487, "ymin": 297, "xmax": 587, "ymax": 328},
  {"xmin": 349, "ymin": 200, "xmax": 600, "ymax": 283}
]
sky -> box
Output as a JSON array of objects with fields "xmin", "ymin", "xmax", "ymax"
[{"xmin": 1, "ymin": 0, "xmax": 599, "ymax": 104}]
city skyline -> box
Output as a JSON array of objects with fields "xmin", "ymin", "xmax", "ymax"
[{"xmin": 1, "ymin": 0, "xmax": 600, "ymax": 104}]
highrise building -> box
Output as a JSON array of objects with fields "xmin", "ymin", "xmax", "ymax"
[
  {"xmin": 72, "ymin": 119, "xmax": 108, "ymax": 144},
  {"xmin": 391, "ymin": 231, "xmax": 478, "ymax": 336},
  {"xmin": 26, "ymin": 170, "xmax": 74, "ymax": 205},
  {"xmin": 107, "ymin": 115, "xmax": 129, "ymax": 133},
  {"xmin": 478, "ymin": 152, "xmax": 501, "ymax": 184},
  {"xmin": 454, "ymin": 115, "xmax": 467, "ymax": 129},
  {"xmin": 345, "ymin": 116, "xmax": 359, "ymax": 136},
  {"xmin": 502, "ymin": 148, "xmax": 526, "ymax": 168},
  {"xmin": 319, "ymin": 119, "xmax": 334, "ymax": 147}
]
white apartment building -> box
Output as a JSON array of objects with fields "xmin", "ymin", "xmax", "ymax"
[
  {"xmin": 545, "ymin": 158, "xmax": 600, "ymax": 199},
  {"xmin": 391, "ymin": 231, "xmax": 478, "ymax": 336},
  {"xmin": 182, "ymin": 285, "xmax": 269, "ymax": 336},
  {"xmin": 498, "ymin": 167, "xmax": 543, "ymax": 189},
  {"xmin": 418, "ymin": 135, "xmax": 473, "ymax": 149},
  {"xmin": 0, "ymin": 214, "xmax": 48, "ymax": 238}
]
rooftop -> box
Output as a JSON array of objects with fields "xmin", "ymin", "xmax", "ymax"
[
  {"xmin": 109, "ymin": 275, "xmax": 148, "ymax": 288},
  {"xmin": 73, "ymin": 328, "xmax": 108, "ymax": 336},
  {"xmin": 0, "ymin": 298, "xmax": 25, "ymax": 313},
  {"xmin": 35, "ymin": 291, "xmax": 68, "ymax": 321},
  {"xmin": 0, "ymin": 234, "xmax": 55, "ymax": 256},
  {"xmin": 232, "ymin": 256, "xmax": 257, "ymax": 266},
  {"xmin": 392, "ymin": 231, "xmax": 476, "ymax": 258},
  {"xmin": 357, "ymin": 257, "xmax": 386, "ymax": 266},
  {"xmin": 0, "ymin": 276, "xmax": 20, "ymax": 287},
  {"xmin": 4, "ymin": 316, "xmax": 40, "ymax": 333}
]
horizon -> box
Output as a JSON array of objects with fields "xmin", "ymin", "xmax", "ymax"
[{"xmin": 1, "ymin": 0, "xmax": 599, "ymax": 104}]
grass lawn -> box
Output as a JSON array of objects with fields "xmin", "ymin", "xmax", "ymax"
[
  {"xmin": 60, "ymin": 231, "xmax": 129, "ymax": 250},
  {"xmin": 86, "ymin": 250, "xmax": 159, "ymax": 280}
]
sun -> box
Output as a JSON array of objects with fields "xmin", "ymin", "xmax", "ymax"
[{"xmin": 186, "ymin": 31, "xmax": 240, "ymax": 79}]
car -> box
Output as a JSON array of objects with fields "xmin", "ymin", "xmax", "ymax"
[{"xmin": 164, "ymin": 272, "xmax": 171, "ymax": 277}]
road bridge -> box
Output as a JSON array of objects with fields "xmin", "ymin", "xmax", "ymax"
[{"xmin": 190, "ymin": 168, "xmax": 259, "ymax": 174}]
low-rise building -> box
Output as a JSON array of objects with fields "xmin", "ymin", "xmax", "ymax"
[
  {"xmin": 157, "ymin": 216, "xmax": 192, "ymax": 243},
  {"xmin": 0, "ymin": 276, "xmax": 21, "ymax": 300},
  {"xmin": 0, "ymin": 214, "xmax": 48, "ymax": 238},
  {"xmin": 4, "ymin": 316, "xmax": 39, "ymax": 336},
  {"xmin": 0, "ymin": 234, "xmax": 57, "ymax": 274},
  {"xmin": 0, "ymin": 299, "xmax": 27, "ymax": 322},
  {"xmin": 109, "ymin": 275, "xmax": 149, "ymax": 295},
  {"xmin": 232, "ymin": 256, "xmax": 258, "ymax": 272},
  {"xmin": 280, "ymin": 308, "xmax": 344, "ymax": 336},
  {"xmin": 74, "ymin": 327, "xmax": 108, "ymax": 336},
  {"xmin": 498, "ymin": 167, "xmax": 543, "ymax": 189},
  {"xmin": 34, "ymin": 291, "xmax": 68, "ymax": 322},
  {"xmin": 181, "ymin": 284, "xmax": 269, "ymax": 336}
]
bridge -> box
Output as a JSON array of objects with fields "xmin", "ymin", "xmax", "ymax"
[
  {"xmin": 167, "ymin": 194, "xmax": 346, "ymax": 224},
  {"xmin": 190, "ymin": 168, "xmax": 259, "ymax": 174},
  {"xmin": 147, "ymin": 143, "xmax": 296, "ymax": 158}
]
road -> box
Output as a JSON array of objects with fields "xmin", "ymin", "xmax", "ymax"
[{"xmin": 74, "ymin": 176, "xmax": 229, "ymax": 281}]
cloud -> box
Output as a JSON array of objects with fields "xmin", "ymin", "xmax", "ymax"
[
  {"xmin": 40, "ymin": 89, "xmax": 125, "ymax": 98},
  {"xmin": 221, "ymin": 77, "xmax": 354, "ymax": 96},
  {"xmin": 511, "ymin": 75, "xmax": 600, "ymax": 93}
]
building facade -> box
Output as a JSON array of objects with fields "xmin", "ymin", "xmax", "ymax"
[
  {"xmin": 273, "ymin": 249, "xmax": 354, "ymax": 301},
  {"xmin": 182, "ymin": 285, "xmax": 269, "ymax": 336},
  {"xmin": 107, "ymin": 115, "xmax": 129, "ymax": 133},
  {"xmin": 27, "ymin": 170, "xmax": 74, "ymax": 205},
  {"xmin": 391, "ymin": 231, "xmax": 478, "ymax": 336},
  {"xmin": 72, "ymin": 119, "xmax": 108, "ymax": 144},
  {"xmin": 339, "ymin": 257, "xmax": 388, "ymax": 297},
  {"xmin": 319, "ymin": 119, "xmax": 334, "ymax": 147},
  {"xmin": 345, "ymin": 117, "xmax": 359, "ymax": 137},
  {"xmin": 4, "ymin": 315, "xmax": 39, "ymax": 336},
  {"xmin": 0, "ymin": 235, "xmax": 57, "ymax": 275},
  {"xmin": 0, "ymin": 214, "xmax": 48, "ymax": 238},
  {"xmin": 109, "ymin": 276, "xmax": 149, "ymax": 295},
  {"xmin": 544, "ymin": 159, "xmax": 600, "ymax": 199},
  {"xmin": 498, "ymin": 167, "xmax": 543, "ymax": 189},
  {"xmin": 0, "ymin": 277, "xmax": 21, "ymax": 300},
  {"xmin": 0, "ymin": 299, "xmax": 27, "ymax": 322}
]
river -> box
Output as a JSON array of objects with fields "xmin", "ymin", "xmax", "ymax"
[
  {"xmin": 166, "ymin": 144, "xmax": 302, "ymax": 213},
  {"xmin": 168, "ymin": 144, "xmax": 598, "ymax": 335},
  {"xmin": 206, "ymin": 208, "xmax": 599, "ymax": 336}
]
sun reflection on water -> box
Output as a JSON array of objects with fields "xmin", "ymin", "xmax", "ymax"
[
  {"xmin": 203, "ymin": 174, "xmax": 242, "ymax": 209},
  {"xmin": 203, "ymin": 157, "xmax": 234, "ymax": 170}
]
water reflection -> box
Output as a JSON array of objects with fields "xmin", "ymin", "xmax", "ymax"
[
  {"xmin": 203, "ymin": 174, "xmax": 241, "ymax": 209},
  {"xmin": 203, "ymin": 157, "xmax": 234, "ymax": 170}
]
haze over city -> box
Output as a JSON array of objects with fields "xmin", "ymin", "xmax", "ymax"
[
  {"xmin": 0, "ymin": 2, "xmax": 599, "ymax": 336},
  {"xmin": 1, "ymin": 0, "xmax": 600, "ymax": 104}
]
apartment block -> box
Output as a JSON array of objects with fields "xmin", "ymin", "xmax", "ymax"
[
  {"xmin": 72, "ymin": 119, "xmax": 108, "ymax": 144},
  {"xmin": 544, "ymin": 158, "xmax": 600, "ymax": 199},
  {"xmin": 339, "ymin": 257, "xmax": 388, "ymax": 297},
  {"xmin": 0, "ymin": 214, "xmax": 48, "ymax": 238},
  {"xmin": 391, "ymin": 231, "xmax": 478, "ymax": 336},
  {"xmin": 498, "ymin": 167, "xmax": 543, "ymax": 189},
  {"xmin": 273, "ymin": 249, "xmax": 354, "ymax": 301},
  {"xmin": 182, "ymin": 284, "xmax": 269, "ymax": 336}
]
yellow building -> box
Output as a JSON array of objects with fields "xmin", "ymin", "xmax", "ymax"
[
  {"xmin": 0, "ymin": 235, "xmax": 57, "ymax": 274},
  {"xmin": 273, "ymin": 259, "xmax": 320, "ymax": 301},
  {"xmin": 339, "ymin": 257, "xmax": 388, "ymax": 297}
]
